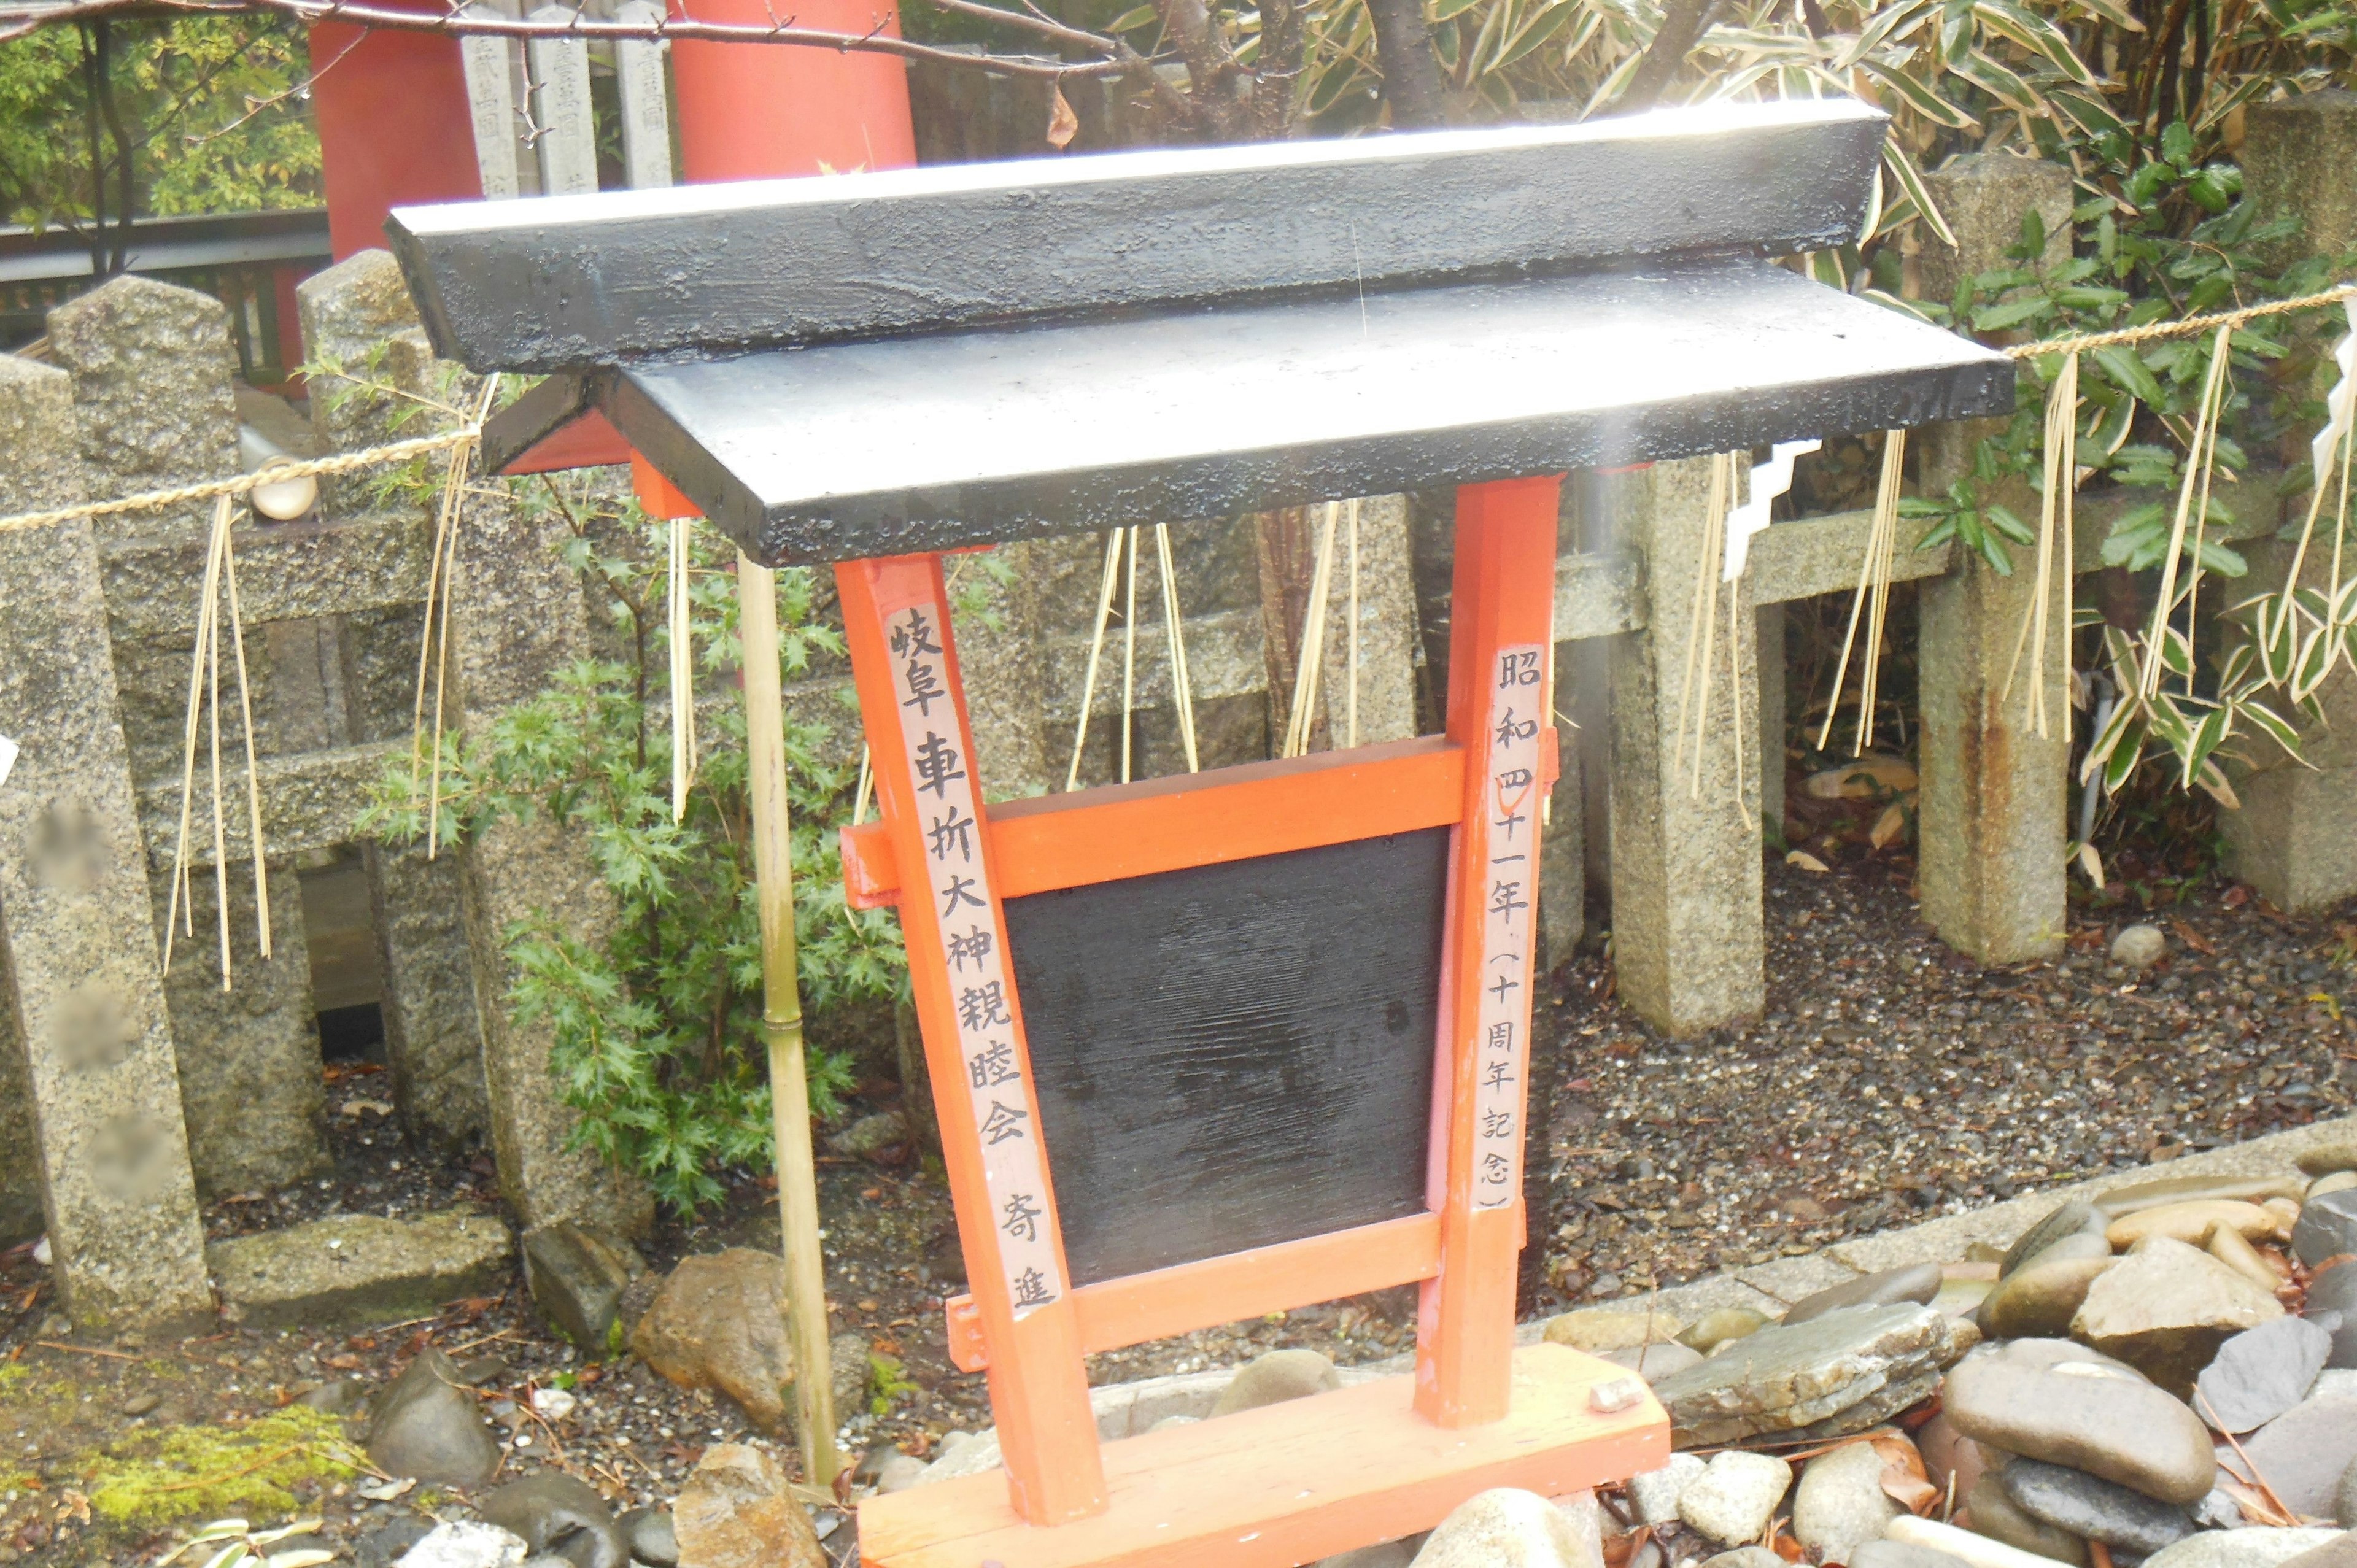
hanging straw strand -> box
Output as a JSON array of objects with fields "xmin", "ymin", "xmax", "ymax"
[
  {"xmin": 1152, "ymin": 523, "xmax": 1201, "ymax": 774},
  {"xmin": 1065, "ymin": 528, "xmax": 1125, "ymax": 791}
]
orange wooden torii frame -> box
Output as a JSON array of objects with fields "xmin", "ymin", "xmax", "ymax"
[
  {"xmin": 832, "ymin": 477, "xmax": 1667, "ymax": 1564},
  {"xmin": 388, "ymin": 96, "xmax": 2014, "ymax": 1568}
]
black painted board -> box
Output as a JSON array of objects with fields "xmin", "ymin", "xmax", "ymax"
[
  {"xmin": 593, "ymin": 257, "xmax": 2014, "ymax": 566},
  {"xmin": 1002, "ymin": 830, "xmax": 1449, "ymax": 1288},
  {"xmin": 479, "ymin": 371, "xmax": 600, "ymax": 475},
  {"xmin": 387, "ymin": 100, "xmax": 1885, "ymax": 372}
]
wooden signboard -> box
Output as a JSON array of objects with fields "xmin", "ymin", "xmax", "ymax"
[{"xmin": 390, "ymin": 99, "xmax": 2013, "ymax": 1567}]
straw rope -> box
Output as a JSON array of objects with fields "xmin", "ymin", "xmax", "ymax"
[
  {"xmin": 0, "ymin": 427, "xmax": 478, "ymax": 535},
  {"xmin": 2002, "ymin": 284, "xmax": 2357, "ymax": 361}
]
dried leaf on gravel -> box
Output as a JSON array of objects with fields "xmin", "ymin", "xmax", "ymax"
[{"xmin": 1786, "ymin": 850, "xmax": 1830, "ymax": 872}]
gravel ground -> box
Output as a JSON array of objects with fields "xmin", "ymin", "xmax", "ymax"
[{"xmin": 6, "ymin": 801, "xmax": 2356, "ymax": 1564}]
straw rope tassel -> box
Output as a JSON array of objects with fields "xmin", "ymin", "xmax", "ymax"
[
  {"xmin": 1816, "ymin": 431, "xmax": 1906, "ymax": 756},
  {"xmin": 1121, "ymin": 525, "xmax": 1140, "ymax": 784},
  {"xmin": 2003, "ymin": 351, "xmax": 2078, "ymax": 738},
  {"xmin": 222, "ymin": 528, "xmax": 272, "ymax": 960},
  {"xmin": 1066, "ymin": 528, "xmax": 1125, "ymax": 791},
  {"xmin": 206, "ymin": 535, "xmax": 231, "ymax": 989},
  {"xmin": 1153, "ymin": 523, "xmax": 1201, "ymax": 773},
  {"xmin": 1283, "ymin": 501, "xmax": 1342, "ymax": 759},
  {"xmin": 1346, "ymin": 496, "xmax": 1361, "ymax": 751},
  {"xmin": 669, "ymin": 513, "xmax": 697, "ymax": 822},
  {"xmin": 163, "ymin": 495, "xmax": 231, "ymax": 975},
  {"xmin": 2143, "ymin": 326, "xmax": 2233, "ymax": 700}
]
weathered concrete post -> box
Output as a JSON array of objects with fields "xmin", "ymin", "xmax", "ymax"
[
  {"xmin": 1609, "ymin": 458, "xmax": 1766, "ymax": 1034},
  {"xmin": 1308, "ymin": 495, "xmax": 1423, "ymax": 749},
  {"xmin": 50, "ymin": 274, "xmax": 335, "ymax": 1188},
  {"xmin": 950, "ymin": 538, "xmax": 1055, "ymax": 800},
  {"xmin": 2218, "ymin": 93, "xmax": 2357, "ymax": 910},
  {"xmin": 0, "ymin": 355, "xmax": 214, "ymax": 1330},
  {"xmin": 298, "ymin": 250, "xmax": 493, "ymax": 1151},
  {"xmin": 449, "ymin": 485, "xmax": 654, "ymax": 1236},
  {"xmin": 1757, "ymin": 606, "xmax": 1787, "ymax": 835},
  {"xmin": 1915, "ymin": 153, "xmax": 2073, "ymax": 965},
  {"xmin": 1539, "ymin": 641, "xmax": 1585, "ymax": 972}
]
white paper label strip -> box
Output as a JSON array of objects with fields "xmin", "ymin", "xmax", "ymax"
[
  {"xmin": 1473, "ymin": 644, "xmax": 1545, "ymax": 1210},
  {"xmin": 0, "ymin": 733, "xmax": 17, "ymax": 790},
  {"xmin": 1723, "ymin": 439, "xmax": 1822, "ymax": 582},
  {"xmin": 880, "ymin": 589, "xmax": 1067, "ymax": 1318}
]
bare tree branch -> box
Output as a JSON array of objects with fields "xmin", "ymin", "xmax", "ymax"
[
  {"xmin": 1361, "ymin": 0, "xmax": 1447, "ymax": 127},
  {"xmin": 1612, "ymin": 0, "xmax": 1717, "ymax": 113},
  {"xmin": 0, "ymin": 0, "xmax": 1150, "ymax": 79}
]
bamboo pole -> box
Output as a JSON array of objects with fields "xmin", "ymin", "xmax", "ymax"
[{"xmin": 736, "ymin": 550, "xmax": 841, "ymax": 1489}]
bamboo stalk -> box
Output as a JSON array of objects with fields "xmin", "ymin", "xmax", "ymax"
[{"xmin": 736, "ymin": 550, "xmax": 840, "ymax": 1489}]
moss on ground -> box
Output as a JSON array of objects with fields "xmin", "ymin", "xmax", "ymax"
[{"xmin": 75, "ymin": 1407, "xmax": 358, "ymax": 1528}]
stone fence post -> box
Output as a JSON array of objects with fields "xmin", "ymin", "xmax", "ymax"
[
  {"xmin": 0, "ymin": 355, "xmax": 213, "ymax": 1330},
  {"xmin": 1608, "ymin": 457, "xmax": 1767, "ymax": 1034},
  {"xmin": 1914, "ymin": 152, "xmax": 2074, "ymax": 965},
  {"xmin": 2219, "ymin": 91, "xmax": 2357, "ymax": 911}
]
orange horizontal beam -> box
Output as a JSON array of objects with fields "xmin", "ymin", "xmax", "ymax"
[
  {"xmin": 859, "ymin": 1342, "xmax": 1671, "ymax": 1568},
  {"xmin": 945, "ymin": 1213, "xmax": 1444, "ymax": 1373},
  {"xmin": 840, "ymin": 737, "xmax": 1466, "ymax": 910}
]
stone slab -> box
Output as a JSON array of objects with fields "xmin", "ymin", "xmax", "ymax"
[{"xmin": 207, "ymin": 1207, "xmax": 513, "ymax": 1328}]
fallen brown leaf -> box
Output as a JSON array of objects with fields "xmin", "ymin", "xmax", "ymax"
[
  {"xmin": 1786, "ymin": 849, "xmax": 1830, "ymax": 873},
  {"xmin": 1046, "ymin": 87, "xmax": 1079, "ymax": 150},
  {"xmin": 2172, "ymin": 919, "xmax": 2216, "ymax": 955},
  {"xmin": 1870, "ymin": 803, "xmax": 1906, "ymax": 851}
]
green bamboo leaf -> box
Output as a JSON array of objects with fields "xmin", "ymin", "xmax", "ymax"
[
  {"xmin": 2094, "ymin": 344, "xmax": 2167, "ymax": 405},
  {"xmin": 1858, "ymin": 59, "xmax": 1981, "ymax": 130},
  {"xmin": 1881, "ymin": 142, "xmax": 1961, "ymax": 247}
]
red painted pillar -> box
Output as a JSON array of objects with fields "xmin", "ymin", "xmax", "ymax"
[
  {"xmin": 668, "ymin": 0, "xmax": 918, "ymax": 181},
  {"xmin": 307, "ymin": 12, "xmax": 482, "ymax": 259}
]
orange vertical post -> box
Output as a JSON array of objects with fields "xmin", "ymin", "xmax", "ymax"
[
  {"xmin": 837, "ymin": 555, "xmax": 1109, "ymax": 1525},
  {"xmin": 308, "ymin": 6, "xmax": 483, "ymax": 260},
  {"xmin": 668, "ymin": 0, "xmax": 918, "ymax": 180},
  {"xmin": 1417, "ymin": 475, "xmax": 1562, "ymax": 1427}
]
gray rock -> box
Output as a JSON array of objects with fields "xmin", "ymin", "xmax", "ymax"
[
  {"xmin": 2004, "ymin": 1203, "xmax": 2110, "ymax": 1278},
  {"xmin": 296, "ymin": 1377, "xmax": 368, "ymax": 1415},
  {"xmin": 2307, "ymin": 1264, "xmax": 2357, "ymax": 1368},
  {"xmin": 354, "ymin": 1517, "xmax": 435, "ymax": 1568},
  {"xmin": 1409, "ymin": 1488, "xmax": 1598, "ymax": 1568},
  {"xmin": 825, "ymin": 1110, "xmax": 909, "ymax": 1159},
  {"xmin": 2071, "ymin": 1238, "xmax": 2283, "ymax": 1394},
  {"xmin": 1602, "ymin": 1342, "xmax": 1706, "ymax": 1383},
  {"xmin": 1853, "ymin": 1541, "xmax": 1978, "ymax": 1568},
  {"xmin": 2191, "ymin": 1488, "xmax": 2248, "ymax": 1530},
  {"xmin": 1889, "ymin": 1517, "xmax": 2086, "ymax": 1568},
  {"xmin": 832, "ymin": 1330, "xmax": 873, "ymax": 1416},
  {"xmin": 2113, "ymin": 925, "xmax": 2166, "ymax": 968},
  {"xmin": 1700, "ymin": 1550, "xmax": 1786, "ymax": 1568},
  {"xmin": 394, "ymin": 1522, "xmax": 530, "ymax": 1568},
  {"xmin": 2140, "ymin": 1529, "xmax": 2345, "ymax": 1568},
  {"xmin": 1627, "ymin": 1452, "xmax": 1706, "ymax": 1525},
  {"xmin": 1318, "ymin": 1543, "xmax": 1418, "ymax": 1568},
  {"xmin": 1647, "ymin": 1303, "xmax": 1970, "ymax": 1446},
  {"xmin": 631, "ymin": 1250, "xmax": 797, "ymax": 1434},
  {"xmin": 872, "ymin": 1453, "xmax": 929, "ymax": 1493},
  {"xmin": 523, "ymin": 1221, "xmax": 644, "ymax": 1361},
  {"xmin": 366, "ymin": 1348, "xmax": 501, "ymax": 1485},
  {"xmin": 1212, "ymin": 1348, "xmax": 1342, "ymax": 1416},
  {"xmin": 1679, "ymin": 1307, "xmax": 1776, "ymax": 1353},
  {"xmin": 2297, "ymin": 1191, "xmax": 2357, "ymax": 1270},
  {"xmin": 616, "ymin": 1509, "xmax": 676, "ymax": 1568},
  {"xmin": 673, "ymin": 1443, "xmax": 826, "ymax": 1568},
  {"xmin": 2342, "ymin": 1455, "xmax": 2357, "ymax": 1529},
  {"xmin": 1786, "ymin": 1264, "xmax": 1946, "ymax": 1326},
  {"xmin": 1794, "ymin": 1439, "xmax": 1902, "ymax": 1560},
  {"xmin": 1965, "ymin": 1471, "xmax": 2085, "ymax": 1565},
  {"xmin": 1983, "ymin": 1258, "xmax": 2115, "ymax": 1342},
  {"xmin": 1679, "ymin": 1451, "xmax": 1794, "ymax": 1547},
  {"xmin": 207, "ymin": 1210, "xmax": 513, "ymax": 1330},
  {"xmin": 1943, "ymin": 1343, "xmax": 2215, "ymax": 1504},
  {"xmin": 2000, "ymin": 1458, "xmax": 2196, "ymax": 1554},
  {"xmin": 2195, "ymin": 1316, "xmax": 2331, "ymax": 1432},
  {"xmin": 479, "ymin": 1473, "xmax": 625, "ymax": 1568},
  {"xmin": 2315, "ymin": 1175, "xmax": 2357, "ymax": 1201},
  {"xmin": 2279, "ymin": 1531, "xmax": 2357, "ymax": 1568},
  {"xmin": 1406, "ymin": 1489, "xmax": 1590, "ymax": 1568},
  {"xmin": 2222, "ymin": 1392, "xmax": 2357, "ymax": 1517}
]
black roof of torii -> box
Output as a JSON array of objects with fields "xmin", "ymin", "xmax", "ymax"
[{"xmin": 387, "ymin": 99, "xmax": 2013, "ymax": 569}]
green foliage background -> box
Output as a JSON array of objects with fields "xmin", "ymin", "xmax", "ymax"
[{"xmin": 0, "ymin": 15, "xmax": 320, "ymax": 230}]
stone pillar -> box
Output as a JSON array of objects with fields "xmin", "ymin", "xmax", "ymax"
[
  {"xmin": 1309, "ymin": 494, "xmax": 1422, "ymax": 748},
  {"xmin": 0, "ymin": 356, "xmax": 212, "ymax": 1330},
  {"xmin": 0, "ymin": 1005, "xmax": 41, "ymax": 1245},
  {"xmin": 1757, "ymin": 605, "xmax": 1787, "ymax": 836},
  {"xmin": 1915, "ymin": 153, "xmax": 2073, "ymax": 965},
  {"xmin": 151, "ymin": 872, "xmax": 331, "ymax": 1196},
  {"xmin": 2216, "ymin": 93, "xmax": 2357, "ymax": 911},
  {"xmin": 44, "ymin": 275, "xmax": 239, "ymax": 546},
  {"xmin": 449, "ymin": 488, "xmax": 652, "ymax": 1237},
  {"xmin": 949, "ymin": 538, "xmax": 1054, "ymax": 801},
  {"xmin": 1539, "ymin": 640, "xmax": 1585, "ymax": 972},
  {"xmin": 299, "ymin": 249, "xmax": 496, "ymax": 1148},
  {"xmin": 1608, "ymin": 458, "xmax": 1766, "ymax": 1035}
]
